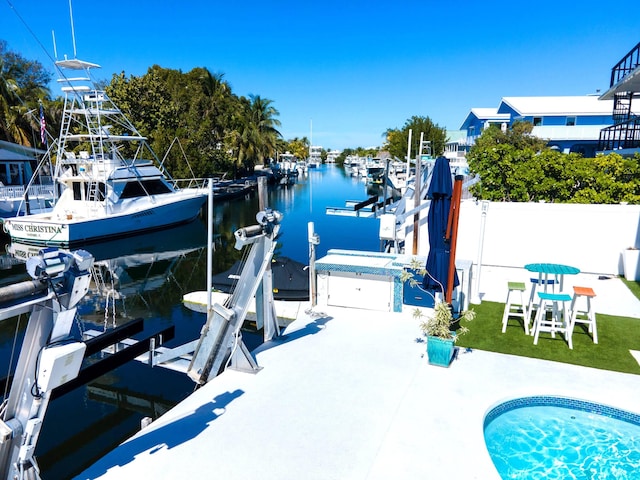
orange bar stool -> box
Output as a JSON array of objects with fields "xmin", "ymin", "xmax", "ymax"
[
  {"xmin": 502, "ymin": 281, "xmax": 530, "ymax": 334},
  {"xmin": 533, "ymin": 291, "xmax": 573, "ymax": 348},
  {"xmin": 569, "ymin": 286, "xmax": 598, "ymax": 344}
]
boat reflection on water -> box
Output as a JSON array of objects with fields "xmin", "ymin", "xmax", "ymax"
[
  {"xmin": 7, "ymin": 219, "xmax": 208, "ymax": 325},
  {"xmin": 2, "ymin": 220, "xmax": 209, "ymax": 479}
]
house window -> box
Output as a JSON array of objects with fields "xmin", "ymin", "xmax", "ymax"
[
  {"xmin": 566, "ymin": 116, "xmax": 576, "ymax": 126},
  {"xmin": 533, "ymin": 117, "xmax": 542, "ymax": 126}
]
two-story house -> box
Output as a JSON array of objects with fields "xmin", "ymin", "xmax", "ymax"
[{"xmin": 459, "ymin": 96, "xmax": 620, "ymax": 157}]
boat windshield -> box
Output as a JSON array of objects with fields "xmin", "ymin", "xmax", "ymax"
[{"xmin": 120, "ymin": 179, "xmax": 172, "ymax": 199}]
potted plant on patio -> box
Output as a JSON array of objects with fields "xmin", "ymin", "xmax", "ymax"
[
  {"xmin": 402, "ymin": 258, "xmax": 475, "ymax": 367},
  {"xmin": 416, "ymin": 302, "xmax": 475, "ymax": 367}
]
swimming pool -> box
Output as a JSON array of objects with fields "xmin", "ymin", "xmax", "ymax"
[{"xmin": 484, "ymin": 396, "xmax": 640, "ymax": 479}]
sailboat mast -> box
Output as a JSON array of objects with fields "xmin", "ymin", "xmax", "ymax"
[{"xmin": 309, "ymin": 119, "xmax": 313, "ymax": 159}]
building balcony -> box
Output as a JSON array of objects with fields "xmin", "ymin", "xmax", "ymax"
[{"xmin": 598, "ymin": 116, "xmax": 640, "ymax": 152}]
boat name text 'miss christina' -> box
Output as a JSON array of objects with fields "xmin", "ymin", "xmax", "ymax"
[{"xmin": 1, "ymin": 57, "xmax": 207, "ymax": 247}]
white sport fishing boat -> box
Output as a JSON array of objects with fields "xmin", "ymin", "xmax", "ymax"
[{"xmin": 1, "ymin": 57, "xmax": 208, "ymax": 247}]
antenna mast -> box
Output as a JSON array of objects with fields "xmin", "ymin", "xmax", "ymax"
[
  {"xmin": 69, "ymin": 0, "xmax": 77, "ymax": 57},
  {"xmin": 52, "ymin": 30, "xmax": 58, "ymax": 60}
]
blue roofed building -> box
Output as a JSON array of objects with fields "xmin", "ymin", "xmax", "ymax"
[
  {"xmin": 457, "ymin": 108, "xmax": 510, "ymax": 153},
  {"xmin": 460, "ymin": 96, "xmax": 627, "ymax": 157},
  {"xmin": 497, "ymin": 96, "xmax": 619, "ymax": 157}
]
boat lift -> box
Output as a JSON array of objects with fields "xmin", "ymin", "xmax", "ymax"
[
  {"xmin": 184, "ymin": 208, "xmax": 283, "ymax": 385},
  {"xmin": 0, "ymin": 248, "xmax": 94, "ymax": 480},
  {"xmin": 147, "ymin": 203, "xmax": 284, "ymax": 385}
]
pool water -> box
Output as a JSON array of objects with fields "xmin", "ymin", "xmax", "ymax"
[{"xmin": 484, "ymin": 397, "xmax": 640, "ymax": 479}]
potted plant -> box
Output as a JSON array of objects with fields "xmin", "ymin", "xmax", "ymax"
[
  {"xmin": 402, "ymin": 258, "xmax": 475, "ymax": 367},
  {"xmin": 416, "ymin": 302, "xmax": 475, "ymax": 367}
]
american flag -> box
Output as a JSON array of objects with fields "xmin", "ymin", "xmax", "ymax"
[{"xmin": 39, "ymin": 103, "xmax": 47, "ymax": 146}]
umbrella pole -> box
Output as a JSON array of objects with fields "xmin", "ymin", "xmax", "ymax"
[{"xmin": 445, "ymin": 175, "xmax": 463, "ymax": 304}]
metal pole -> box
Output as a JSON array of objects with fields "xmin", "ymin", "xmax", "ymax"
[
  {"xmin": 412, "ymin": 132, "xmax": 424, "ymax": 254},
  {"xmin": 406, "ymin": 129, "xmax": 412, "ymax": 187},
  {"xmin": 382, "ymin": 158, "xmax": 389, "ymax": 215},
  {"xmin": 308, "ymin": 222, "xmax": 318, "ymax": 307},
  {"xmin": 206, "ymin": 179, "xmax": 213, "ymax": 323},
  {"xmin": 470, "ymin": 201, "xmax": 489, "ymax": 304}
]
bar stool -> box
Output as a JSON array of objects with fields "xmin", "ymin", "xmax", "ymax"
[
  {"xmin": 569, "ymin": 286, "xmax": 597, "ymax": 344},
  {"xmin": 502, "ymin": 281, "xmax": 530, "ymax": 334},
  {"xmin": 533, "ymin": 291, "xmax": 573, "ymax": 348},
  {"xmin": 527, "ymin": 277, "xmax": 557, "ymax": 316}
]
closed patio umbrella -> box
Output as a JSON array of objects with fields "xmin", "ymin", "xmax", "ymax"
[{"xmin": 422, "ymin": 156, "xmax": 459, "ymax": 300}]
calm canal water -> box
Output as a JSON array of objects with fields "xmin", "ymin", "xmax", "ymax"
[{"xmin": 0, "ymin": 164, "xmax": 384, "ymax": 479}]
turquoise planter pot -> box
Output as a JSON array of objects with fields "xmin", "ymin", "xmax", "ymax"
[{"xmin": 426, "ymin": 335, "xmax": 455, "ymax": 367}]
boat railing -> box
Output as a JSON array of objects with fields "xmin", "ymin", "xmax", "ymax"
[
  {"xmin": 0, "ymin": 183, "xmax": 56, "ymax": 199},
  {"xmin": 171, "ymin": 177, "xmax": 210, "ymax": 190}
]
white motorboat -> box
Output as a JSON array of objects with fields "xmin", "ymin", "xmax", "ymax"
[{"xmin": 1, "ymin": 57, "xmax": 207, "ymax": 247}]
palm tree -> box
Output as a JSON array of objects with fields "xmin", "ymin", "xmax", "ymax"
[
  {"xmin": 233, "ymin": 94, "xmax": 282, "ymax": 170},
  {"xmin": 1, "ymin": 45, "xmax": 52, "ymax": 146}
]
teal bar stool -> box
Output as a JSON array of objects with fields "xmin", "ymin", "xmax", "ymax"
[
  {"xmin": 502, "ymin": 281, "xmax": 530, "ymax": 334},
  {"xmin": 532, "ymin": 291, "xmax": 573, "ymax": 348},
  {"xmin": 527, "ymin": 277, "xmax": 557, "ymax": 316}
]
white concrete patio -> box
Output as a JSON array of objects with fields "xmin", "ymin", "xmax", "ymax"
[{"xmin": 76, "ymin": 269, "xmax": 640, "ymax": 479}]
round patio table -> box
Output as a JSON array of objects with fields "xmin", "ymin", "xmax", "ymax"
[
  {"xmin": 525, "ymin": 263, "xmax": 581, "ymax": 292},
  {"xmin": 525, "ymin": 263, "xmax": 580, "ymax": 338}
]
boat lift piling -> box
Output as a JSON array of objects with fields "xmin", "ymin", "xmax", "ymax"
[
  {"xmin": 308, "ymin": 222, "xmax": 320, "ymax": 307},
  {"xmin": 0, "ymin": 249, "xmax": 94, "ymax": 480}
]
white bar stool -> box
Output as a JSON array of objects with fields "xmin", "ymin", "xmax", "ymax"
[
  {"xmin": 502, "ymin": 281, "xmax": 530, "ymax": 334},
  {"xmin": 533, "ymin": 291, "xmax": 573, "ymax": 349}
]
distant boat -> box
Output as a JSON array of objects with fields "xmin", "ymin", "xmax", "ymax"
[
  {"xmin": 211, "ymin": 256, "xmax": 309, "ymax": 301},
  {"xmin": 212, "ymin": 179, "xmax": 257, "ymax": 200},
  {"xmin": 2, "ymin": 58, "xmax": 207, "ymax": 247},
  {"xmin": 308, "ymin": 145, "xmax": 322, "ymax": 168}
]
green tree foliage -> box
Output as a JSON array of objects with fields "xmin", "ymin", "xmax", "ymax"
[
  {"xmin": 286, "ymin": 137, "xmax": 309, "ymax": 160},
  {"xmin": 384, "ymin": 116, "xmax": 447, "ymax": 159},
  {"xmin": 0, "ymin": 40, "xmax": 51, "ymax": 146},
  {"xmin": 106, "ymin": 66, "xmax": 281, "ymax": 178},
  {"xmin": 467, "ymin": 122, "xmax": 640, "ymax": 204},
  {"xmin": 231, "ymin": 94, "xmax": 281, "ymax": 172}
]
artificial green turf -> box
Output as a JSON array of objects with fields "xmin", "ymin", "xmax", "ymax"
[
  {"xmin": 621, "ymin": 277, "xmax": 640, "ymax": 300},
  {"xmin": 456, "ymin": 300, "xmax": 640, "ymax": 375}
]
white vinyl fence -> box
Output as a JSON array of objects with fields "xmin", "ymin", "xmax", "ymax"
[{"xmin": 454, "ymin": 201, "xmax": 640, "ymax": 276}]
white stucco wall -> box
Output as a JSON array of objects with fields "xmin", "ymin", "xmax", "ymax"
[{"xmin": 451, "ymin": 201, "xmax": 640, "ymax": 275}]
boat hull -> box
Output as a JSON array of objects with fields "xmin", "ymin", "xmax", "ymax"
[{"xmin": 2, "ymin": 191, "xmax": 207, "ymax": 247}]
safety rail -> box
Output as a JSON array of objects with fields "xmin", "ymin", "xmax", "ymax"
[
  {"xmin": 610, "ymin": 41, "xmax": 640, "ymax": 86},
  {"xmin": 598, "ymin": 116, "xmax": 640, "ymax": 151},
  {"xmin": 170, "ymin": 177, "xmax": 210, "ymax": 190},
  {"xmin": 0, "ymin": 184, "xmax": 55, "ymax": 199}
]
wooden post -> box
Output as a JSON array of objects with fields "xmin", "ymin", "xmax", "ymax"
[
  {"xmin": 258, "ymin": 176, "xmax": 267, "ymax": 211},
  {"xmin": 445, "ymin": 175, "xmax": 464, "ymax": 304}
]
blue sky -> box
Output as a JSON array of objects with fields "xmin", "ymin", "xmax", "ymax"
[{"xmin": 2, "ymin": 0, "xmax": 639, "ymax": 150}]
